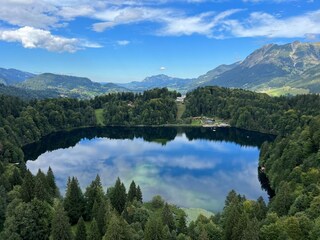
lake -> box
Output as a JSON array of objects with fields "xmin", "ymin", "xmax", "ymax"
[{"xmin": 24, "ymin": 127, "xmax": 274, "ymax": 212}]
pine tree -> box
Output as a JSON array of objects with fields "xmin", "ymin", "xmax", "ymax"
[
  {"xmin": 103, "ymin": 213, "xmax": 130, "ymax": 240},
  {"xmin": 0, "ymin": 186, "xmax": 7, "ymax": 231},
  {"xmin": 75, "ymin": 217, "xmax": 87, "ymax": 240},
  {"xmin": 85, "ymin": 175, "xmax": 104, "ymax": 220},
  {"xmin": 177, "ymin": 213, "xmax": 187, "ymax": 235},
  {"xmin": 127, "ymin": 180, "xmax": 137, "ymax": 202},
  {"xmin": 64, "ymin": 177, "xmax": 86, "ymax": 224},
  {"xmin": 110, "ymin": 177, "xmax": 126, "ymax": 214},
  {"xmin": 51, "ymin": 201, "xmax": 73, "ymax": 240},
  {"xmin": 162, "ymin": 203, "xmax": 176, "ymax": 231},
  {"xmin": 92, "ymin": 199, "xmax": 107, "ymax": 236},
  {"xmin": 20, "ymin": 169, "xmax": 35, "ymax": 202},
  {"xmin": 47, "ymin": 166, "xmax": 60, "ymax": 198},
  {"xmin": 136, "ymin": 185, "xmax": 143, "ymax": 203},
  {"xmin": 34, "ymin": 169, "xmax": 50, "ymax": 202},
  {"xmin": 144, "ymin": 216, "xmax": 164, "ymax": 240},
  {"xmin": 162, "ymin": 225, "xmax": 171, "ymax": 240},
  {"xmin": 87, "ymin": 218, "xmax": 101, "ymax": 240},
  {"xmin": 9, "ymin": 167, "xmax": 22, "ymax": 186}
]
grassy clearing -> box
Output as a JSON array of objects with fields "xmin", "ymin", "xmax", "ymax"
[
  {"xmin": 95, "ymin": 109, "xmax": 104, "ymax": 126},
  {"xmin": 182, "ymin": 208, "xmax": 214, "ymax": 223},
  {"xmin": 191, "ymin": 119, "xmax": 202, "ymax": 126},
  {"xmin": 259, "ymin": 86, "xmax": 309, "ymax": 96},
  {"xmin": 176, "ymin": 102, "xmax": 186, "ymax": 120}
]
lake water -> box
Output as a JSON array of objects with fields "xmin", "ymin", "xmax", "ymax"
[{"xmin": 24, "ymin": 127, "xmax": 274, "ymax": 212}]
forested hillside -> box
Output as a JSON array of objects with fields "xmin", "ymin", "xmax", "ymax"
[{"xmin": 0, "ymin": 87, "xmax": 320, "ymax": 239}]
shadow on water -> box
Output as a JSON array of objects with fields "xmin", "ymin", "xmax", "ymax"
[{"xmin": 23, "ymin": 126, "xmax": 275, "ymax": 161}]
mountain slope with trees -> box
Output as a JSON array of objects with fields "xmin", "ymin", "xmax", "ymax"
[{"xmin": 17, "ymin": 73, "xmax": 128, "ymax": 99}]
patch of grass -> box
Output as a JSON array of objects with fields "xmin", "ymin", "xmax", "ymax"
[
  {"xmin": 182, "ymin": 208, "xmax": 214, "ymax": 223},
  {"xmin": 176, "ymin": 102, "xmax": 186, "ymax": 120},
  {"xmin": 259, "ymin": 86, "xmax": 309, "ymax": 96},
  {"xmin": 191, "ymin": 119, "xmax": 202, "ymax": 126},
  {"xmin": 95, "ymin": 109, "xmax": 104, "ymax": 126}
]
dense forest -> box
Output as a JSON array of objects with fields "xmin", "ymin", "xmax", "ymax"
[{"xmin": 0, "ymin": 86, "xmax": 320, "ymax": 239}]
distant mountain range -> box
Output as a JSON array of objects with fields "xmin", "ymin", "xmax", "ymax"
[
  {"xmin": 17, "ymin": 73, "xmax": 128, "ymax": 98},
  {"xmin": 121, "ymin": 41, "xmax": 320, "ymax": 95},
  {"xmin": 0, "ymin": 68, "xmax": 35, "ymax": 85},
  {"xmin": 1, "ymin": 41, "xmax": 320, "ymax": 98}
]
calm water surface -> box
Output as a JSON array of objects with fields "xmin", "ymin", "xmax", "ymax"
[{"xmin": 24, "ymin": 127, "xmax": 274, "ymax": 212}]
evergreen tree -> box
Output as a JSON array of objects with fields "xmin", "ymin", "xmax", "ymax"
[
  {"xmin": 47, "ymin": 166, "xmax": 60, "ymax": 197},
  {"xmin": 51, "ymin": 201, "xmax": 73, "ymax": 240},
  {"xmin": 64, "ymin": 177, "xmax": 86, "ymax": 224},
  {"xmin": 241, "ymin": 217, "xmax": 260, "ymax": 240},
  {"xmin": 92, "ymin": 199, "xmax": 107, "ymax": 236},
  {"xmin": 162, "ymin": 225, "xmax": 171, "ymax": 240},
  {"xmin": 127, "ymin": 180, "xmax": 137, "ymax": 202},
  {"xmin": 87, "ymin": 218, "xmax": 102, "ymax": 240},
  {"xmin": 177, "ymin": 213, "xmax": 187, "ymax": 235},
  {"xmin": 9, "ymin": 167, "xmax": 22, "ymax": 186},
  {"xmin": 162, "ymin": 203, "xmax": 176, "ymax": 231},
  {"xmin": 2, "ymin": 198, "xmax": 51, "ymax": 240},
  {"xmin": 136, "ymin": 185, "xmax": 143, "ymax": 203},
  {"xmin": 20, "ymin": 169, "xmax": 35, "ymax": 202},
  {"xmin": 103, "ymin": 213, "xmax": 130, "ymax": 240},
  {"xmin": 0, "ymin": 186, "xmax": 7, "ymax": 231},
  {"xmin": 85, "ymin": 175, "xmax": 104, "ymax": 220},
  {"xmin": 75, "ymin": 217, "xmax": 87, "ymax": 240},
  {"xmin": 110, "ymin": 178, "xmax": 127, "ymax": 214},
  {"xmin": 34, "ymin": 169, "xmax": 50, "ymax": 203},
  {"xmin": 144, "ymin": 216, "xmax": 164, "ymax": 240}
]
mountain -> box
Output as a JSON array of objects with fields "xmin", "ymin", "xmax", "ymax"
[
  {"xmin": 119, "ymin": 74, "xmax": 194, "ymax": 93},
  {"xmin": 201, "ymin": 41, "xmax": 320, "ymax": 95},
  {"xmin": 195, "ymin": 62, "xmax": 240, "ymax": 86},
  {"xmin": 0, "ymin": 84, "xmax": 60, "ymax": 99},
  {"xmin": 120, "ymin": 63, "xmax": 241, "ymax": 93},
  {"xmin": 17, "ymin": 73, "xmax": 128, "ymax": 98},
  {"xmin": 0, "ymin": 68, "xmax": 35, "ymax": 85}
]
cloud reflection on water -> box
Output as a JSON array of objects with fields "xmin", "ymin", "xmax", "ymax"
[{"xmin": 27, "ymin": 134, "xmax": 267, "ymax": 212}]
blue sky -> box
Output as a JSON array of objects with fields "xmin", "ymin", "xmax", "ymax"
[{"xmin": 0, "ymin": 0, "xmax": 319, "ymax": 83}]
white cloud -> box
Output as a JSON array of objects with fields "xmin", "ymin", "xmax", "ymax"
[
  {"xmin": 0, "ymin": 0, "xmax": 319, "ymax": 53},
  {"xmin": 158, "ymin": 9, "xmax": 242, "ymax": 37},
  {"xmin": 224, "ymin": 9, "xmax": 320, "ymax": 38},
  {"xmin": 117, "ymin": 40, "xmax": 130, "ymax": 46},
  {"xmin": 160, "ymin": 66, "xmax": 166, "ymax": 70},
  {"xmin": 0, "ymin": 26, "xmax": 101, "ymax": 52}
]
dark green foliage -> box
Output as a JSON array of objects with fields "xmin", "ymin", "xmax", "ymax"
[
  {"xmin": 184, "ymin": 86, "xmax": 320, "ymax": 135},
  {"xmin": 127, "ymin": 180, "xmax": 137, "ymax": 202},
  {"xmin": 151, "ymin": 195, "xmax": 165, "ymax": 209},
  {"xmin": 136, "ymin": 186, "xmax": 143, "ymax": 203},
  {"xmin": 64, "ymin": 177, "xmax": 86, "ymax": 225},
  {"xmin": 103, "ymin": 213, "xmax": 131, "ymax": 240},
  {"xmin": 88, "ymin": 218, "xmax": 102, "ymax": 240},
  {"xmin": 47, "ymin": 167, "xmax": 60, "ymax": 198},
  {"xmin": 51, "ymin": 201, "xmax": 73, "ymax": 240},
  {"xmin": 34, "ymin": 169, "xmax": 51, "ymax": 203},
  {"xmin": 109, "ymin": 178, "xmax": 127, "ymax": 214},
  {"xmin": 85, "ymin": 175, "xmax": 104, "ymax": 220},
  {"xmin": 177, "ymin": 212, "xmax": 187, "ymax": 235},
  {"xmin": 20, "ymin": 170, "xmax": 35, "ymax": 202},
  {"xmin": 2, "ymin": 198, "xmax": 51, "ymax": 240},
  {"xmin": 75, "ymin": 217, "xmax": 87, "ymax": 240},
  {"xmin": 162, "ymin": 203, "xmax": 176, "ymax": 231},
  {"xmin": 92, "ymin": 199, "xmax": 108, "ymax": 236},
  {"xmin": 0, "ymin": 186, "xmax": 7, "ymax": 231},
  {"xmin": 100, "ymin": 88, "xmax": 179, "ymax": 126},
  {"xmin": 144, "ymin": 216, "xmax": 164, "ymax": 240}
]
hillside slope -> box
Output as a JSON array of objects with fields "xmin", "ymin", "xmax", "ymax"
[{"xmin": 17, "ymin": 73, "xmax": 128, "ymax": 98}]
